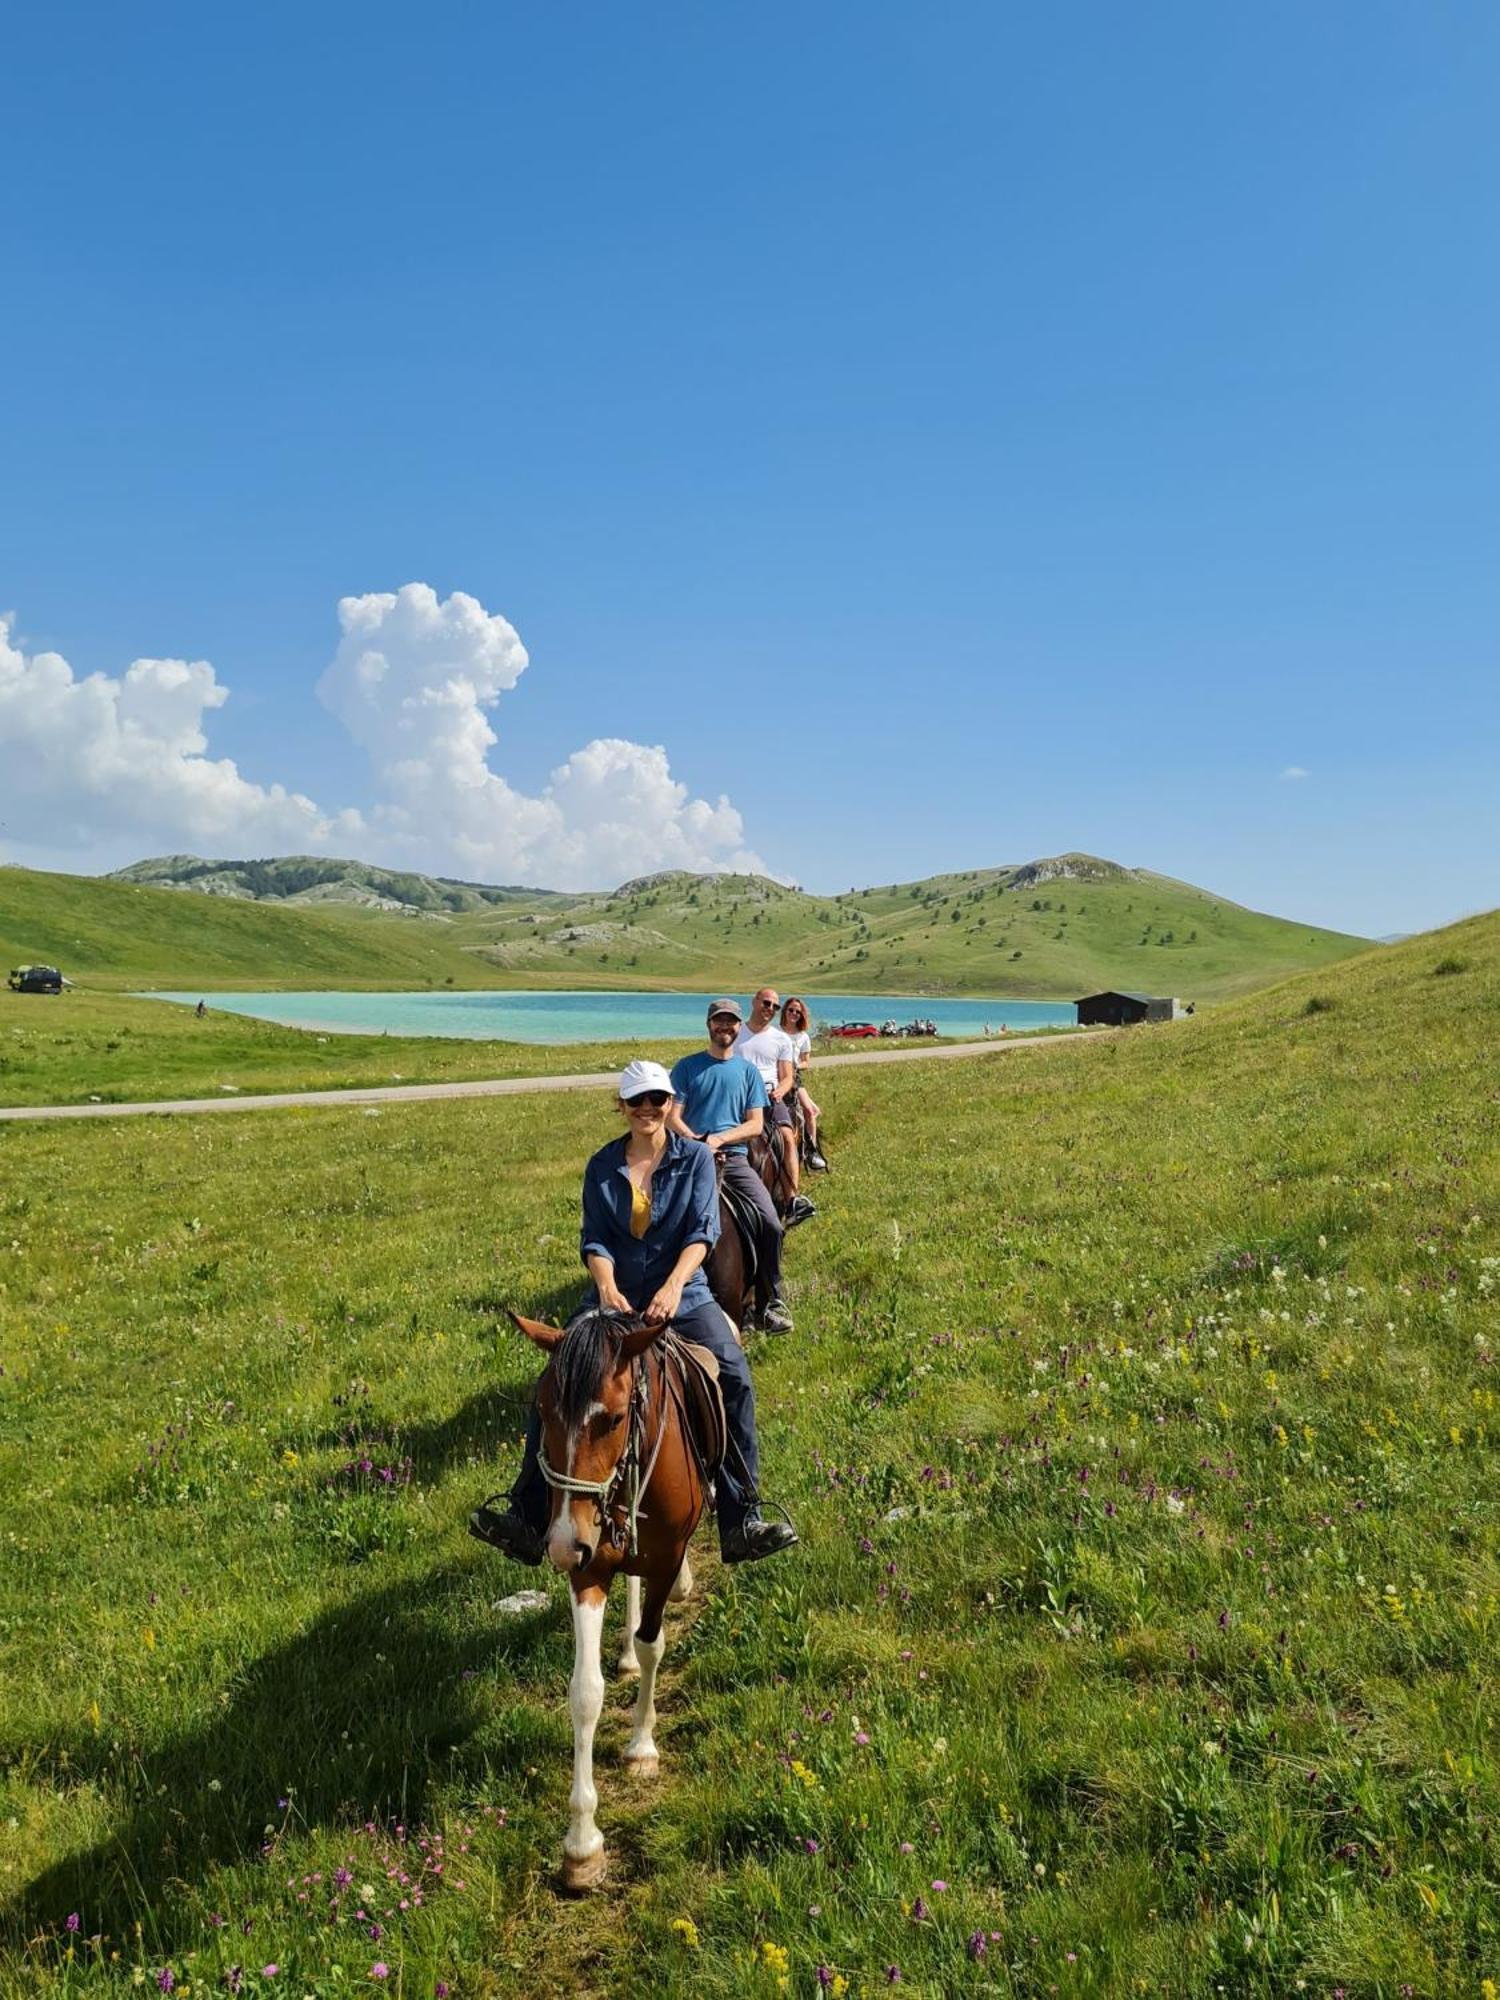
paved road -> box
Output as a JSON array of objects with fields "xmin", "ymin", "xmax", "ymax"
[{"xmin": 0, "ymin": 1030, "xmax": 1114, "ymax": 1125}]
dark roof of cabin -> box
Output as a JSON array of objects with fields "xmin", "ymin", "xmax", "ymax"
[{"xmin": 1074, "ymin": 990, "xmax": 1163, "ymax": 1005}]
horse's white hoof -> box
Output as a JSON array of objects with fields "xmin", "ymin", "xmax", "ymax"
[
  {"xmin": 562, "ymin": 1845, "xmax": 608, "ymax": 1894},
  {"xmin": 623, "ymin": 1749, "xmax": 659, "ymax": 1779},
  {"xmin": 616, "ymin": 1654, "xmax": 640, "ymax": 1679}
]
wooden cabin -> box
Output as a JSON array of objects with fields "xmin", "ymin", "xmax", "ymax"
[{"xmin": 1074, "ymin": 990, "xmax": 1176, "ymax": 1027}]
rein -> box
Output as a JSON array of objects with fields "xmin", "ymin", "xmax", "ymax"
[{"xmin": 537, "ymin": 1342, "xmax": 673, "ymax": 1557}]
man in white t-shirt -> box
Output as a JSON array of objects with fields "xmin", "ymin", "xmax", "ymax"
[{"xmin": 735, "ymin": 986, "xmax": 816, "ymax": 1225}]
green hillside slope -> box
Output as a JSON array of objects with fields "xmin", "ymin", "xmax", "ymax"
[
  {"xmin": 0, "ymin": 865, "xmax": 485, "ymax": 990},
  {"xmin": 3, "ymin": 851, "xmax": 1370, "ymax": 1000},
  {"xmin": 449, "ymin": 852, "xmax": 1371, "ymax": 1001}
]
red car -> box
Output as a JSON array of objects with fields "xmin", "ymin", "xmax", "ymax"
[{"xmin": 827, "ymin": 1021, "xmax": 879, "ymax": 1038}]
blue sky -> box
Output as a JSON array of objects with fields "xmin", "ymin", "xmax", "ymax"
[{"xmin": 3, "ymin": 2, "xmax": 1496, "ymax": 934}]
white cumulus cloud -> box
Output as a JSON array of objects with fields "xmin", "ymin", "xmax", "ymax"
[
  {"xmin": 0, "ymin": 614, "xmax": 355, "ymax": 854},
  {"xmin": 0, "ymin": 585, "xmax": 768, "ymax": 889}
]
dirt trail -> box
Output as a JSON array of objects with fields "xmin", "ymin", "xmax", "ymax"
[{"xmin": 0, "ymin": 1030, "xmax": 1115, "ymax": 1123}]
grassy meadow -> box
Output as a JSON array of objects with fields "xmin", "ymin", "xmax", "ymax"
[
  {"xmin": 0, "ymin": 990, "xmax": 698, "ymax": 1109},
  {"xmin": 1, "ymin": 915, "xmax": 1497, "ymax": 1996}
]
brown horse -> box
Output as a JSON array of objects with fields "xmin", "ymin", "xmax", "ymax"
[
  {"xmin": 511, "ymin": 1304, "xmax": 705, "ymax": 1892},
  {"xmin": 704, "ymin": 1162, "xmax": 754, "ymax": 1332}
]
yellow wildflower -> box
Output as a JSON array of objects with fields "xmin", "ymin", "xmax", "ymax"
[
  {"xmin": 789, "ymin": 1759, "xmax": 819, "ymax": 1789},
  {"xmin": 670, "ymin": 1917, "xmax": 700, "ymax": 1949},
  {"xmin": 760, "ymin": 1940, "xmax": 790, "ymax": 1973}
]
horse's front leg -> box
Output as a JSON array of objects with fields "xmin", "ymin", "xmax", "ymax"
[
  {"xmin": 617, "ymin": 1574, "xmax": 641, "ymax": 1678},
  {"xmin": 623, "ymin": 1575, "xmax": 673, "ymax": 1778},
  {"xmin": 563, "ymin": 1582, "xmax": 608, "ymax": 1891}
]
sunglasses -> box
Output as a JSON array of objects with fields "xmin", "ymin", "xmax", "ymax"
[{"xmin": 624, "ymin": 1091, "xmax": 672, "ymax": 1109}]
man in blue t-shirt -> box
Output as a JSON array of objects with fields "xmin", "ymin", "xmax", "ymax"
[{"xmin": 670, "ymin": 997, "xmax": 793, "ymax": 1333}]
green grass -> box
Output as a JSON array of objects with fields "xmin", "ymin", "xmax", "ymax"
[
  {"xmin": 1, "ymin": 855, "xmax": 1371, "ymax": 1003},
  {"xmin": 1, "ymin": 916, "xmax": 1496, "ymax": 1995},
  {"xmin": 0, "ymin": 990, "xmax": 698, "ymax": 1108}
]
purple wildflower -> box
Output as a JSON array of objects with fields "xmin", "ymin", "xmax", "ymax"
[
  {"xmin": 930, "ymin": 1879, "xmax": 948, "ymax": 1892},
  {"xmin": 804, "ymin": 1837, "xmax": 820, "ymax": 1855},
  {"xmin": 227, "ymin": 1970, "xmax": 244, "ymax": 1997},
  {"xmin": 967, "ymin": 1931, "xmax": 987, "ymax": 1960},
  {"xmin": 911, "ymin": 1896, "xmax": 929, "ymax": 1922},
  {"xmin": 65, "ymin": 1914, "xmax": 80, "ymax": 1933},
  {"xmin": 261, "ymin": 1969, "xmax": 279, "ymax": 1981},
  {"xmin": 155, "ymin": 1972, "xmax": 175, "ymax": 1994},
  {"xmin": 885, "ymin": 1968, "xmax": 903, "ymax": 1985},
  {"xmin": 371, "ymin": 1966, "xmax": 390, "ymax": 1981},
  {"xmin": 818, "ymin": 1972, "xmax": 834, "ymax": 1992}
]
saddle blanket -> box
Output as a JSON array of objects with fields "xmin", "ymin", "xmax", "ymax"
[{"xmin": 665, "ymin": 1334, "xmax": 728, "ymax": 1488}]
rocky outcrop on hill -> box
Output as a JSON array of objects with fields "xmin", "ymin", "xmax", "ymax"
[
  {"xmin": 110, "ymin": 854, "xmax": 558, "ymax": 914},
  {"xmin": 1005, "ymin": 853, "xmax": 1139, "ymax": 891}
]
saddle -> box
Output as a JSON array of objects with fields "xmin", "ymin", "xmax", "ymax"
[{"xmin": 661, "ymin": 1331, "xmax": 728, "ymax": 1500}]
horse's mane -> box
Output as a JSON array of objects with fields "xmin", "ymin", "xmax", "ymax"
[{"xmin": 551, "ymin": 1306, "xmax": 632, "ymax": 1425}]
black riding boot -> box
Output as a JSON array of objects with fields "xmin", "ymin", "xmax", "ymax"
[{"xmin": 469, "ymin": 1406, "xmax": 548, "ymax": 1565}]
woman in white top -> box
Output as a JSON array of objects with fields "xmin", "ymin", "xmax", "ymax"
[{"xmin": 779, "ymin": 996, "xmax": 827, "ymax": 1171}]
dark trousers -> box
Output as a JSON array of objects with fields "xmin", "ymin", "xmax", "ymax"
[
  {"xmin": 508, "ymin": 1297, "xmax": 762, "ymax": 1537},
  {"xmin": 720, "ymin": 1149, "xmax": 784, "ymax": 1304}
]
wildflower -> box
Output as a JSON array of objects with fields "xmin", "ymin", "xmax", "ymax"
[
  {"xmin": 65, "ymin": 1914, "xmax": 80, "ymax": 1933},
  {"xmin": 911, "ymin": 1896, "xmax": 929, "ymax": 1921},
  {"xmin": 436, "ymin": 1988, "xmax": 450, "ymax": 1998},
  {"xmin": 227, "ymin": 1973, "xmax": 244, "ymax": 1997},
  {"xmin": 854, "ymin": 1730, "xmax": 870, "ymax": 1747},
  {"xmin": 370, "ymin": 1969, "xmax": 390, "ymax": 1983},
  {"xmin": 670, "ymin": 1918, "xmax": 700, "ymax": 1949},
  {"xmin": 804, "ymin": 1838, "xmax": 820, "ymax": 1855},
  {"xmin": 930, "ymin": 1879, "xmax": 948, "ymax": 1892},
  {"xmin": 760, "ymin": 1942, "xmax": 790, "ymax": 1974},
  {"xmin": 899, "ymin": 1841, "xmax": 914, "ymax": 1854},
  {"xmin": 885, "ymin": 1968, "xmax": 902, "ymax": 1985},
  {"xmin": 968, "ymin": 1931, "xmax": 987, "ymax": 1960},
  {"xmin": 156, "ymin": 1972, "xmax": 176, "ymax": 1994},
  {"xmin": 261, "ymin": 1969, "xmax": 279, "ymax": 1981}
]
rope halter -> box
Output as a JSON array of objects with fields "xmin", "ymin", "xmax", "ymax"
[{"xmin": 537, "ymin": 1353, "xmax": 668, "ymax": 1557}]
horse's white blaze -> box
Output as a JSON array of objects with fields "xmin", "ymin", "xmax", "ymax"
[
  {"xmin": 547, "ymin": 1422, "xmax": 594, "ymax": 1570},
  {"xmin": 624, "ymin": 1626, "xmax": 666, "ymax": 1769},
  {"xmin": 617, "ymin": 1574, "xmax": 642, "ymax": 1675},
  {"xmin": 565, "ymin": 1591, "xmax": 606, "ymax": 1863}
]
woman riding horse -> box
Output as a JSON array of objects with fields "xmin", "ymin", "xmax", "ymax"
[{"xmin": 470, "ymin": 1059, "xmax": 798, "ymax": 1570}]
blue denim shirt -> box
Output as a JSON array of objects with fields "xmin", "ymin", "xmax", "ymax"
[{"xmin": 579, "ymin": 1131, "xmax": 720, "ymax": 1312}]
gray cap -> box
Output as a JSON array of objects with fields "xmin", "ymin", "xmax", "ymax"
[{"xmin": 706, "ymin": 996, "xmax": 743, "ymax": 1021}]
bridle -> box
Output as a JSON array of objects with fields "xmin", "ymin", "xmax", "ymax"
[{"xmin": 537, "ymin": 1348, "xmax": 670, "ymax": 1558}]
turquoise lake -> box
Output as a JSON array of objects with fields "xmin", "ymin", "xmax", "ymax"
[{"xmin": 146, "ymin": 990, "xmax": 1077, "ymax": 1044}]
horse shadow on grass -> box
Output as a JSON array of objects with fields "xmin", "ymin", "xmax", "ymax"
[{"xmin": 4, "ymin": 1561, "xmax": 570, "ymax": 1955}]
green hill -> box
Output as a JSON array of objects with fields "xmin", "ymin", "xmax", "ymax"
[
  {"xmin": 447, "ymin": 851, "xmax": 1371, "ymax": 1001},
  {"xmin": 0, "ymin": 864, "xmax": 486, "ymax": 990},
  {"xmin": 3, "ymin": 850, "xmax": 1371, "ymax": 999}
]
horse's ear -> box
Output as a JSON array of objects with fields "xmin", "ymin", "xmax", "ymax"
[
  {"xmin": 509, "ymin": 1310, "xmax": 564, "ymax": 1351},
  {"xmin": 618, "ymin": 1319, "xmax": 667, "ymax": 1359}
]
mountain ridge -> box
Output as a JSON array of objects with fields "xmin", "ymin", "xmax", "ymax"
[{"xmin": 0, "ymin": 850, "xmax": 1380, "ymax": 1001}]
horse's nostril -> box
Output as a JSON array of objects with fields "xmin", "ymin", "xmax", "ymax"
[{"xmin": 574, "ymin": 1541, "xmax": 593, "ymax": 1567}]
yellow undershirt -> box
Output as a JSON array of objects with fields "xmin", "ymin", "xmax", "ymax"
[{"xmin": 629, "ymin": 1179, "xmax": 652, "ymax": 1239}]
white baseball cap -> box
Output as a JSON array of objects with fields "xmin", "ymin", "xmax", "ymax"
[{"xmin": 617, "ymin": 1058, "xmax": 675, "ymax": 1100}]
